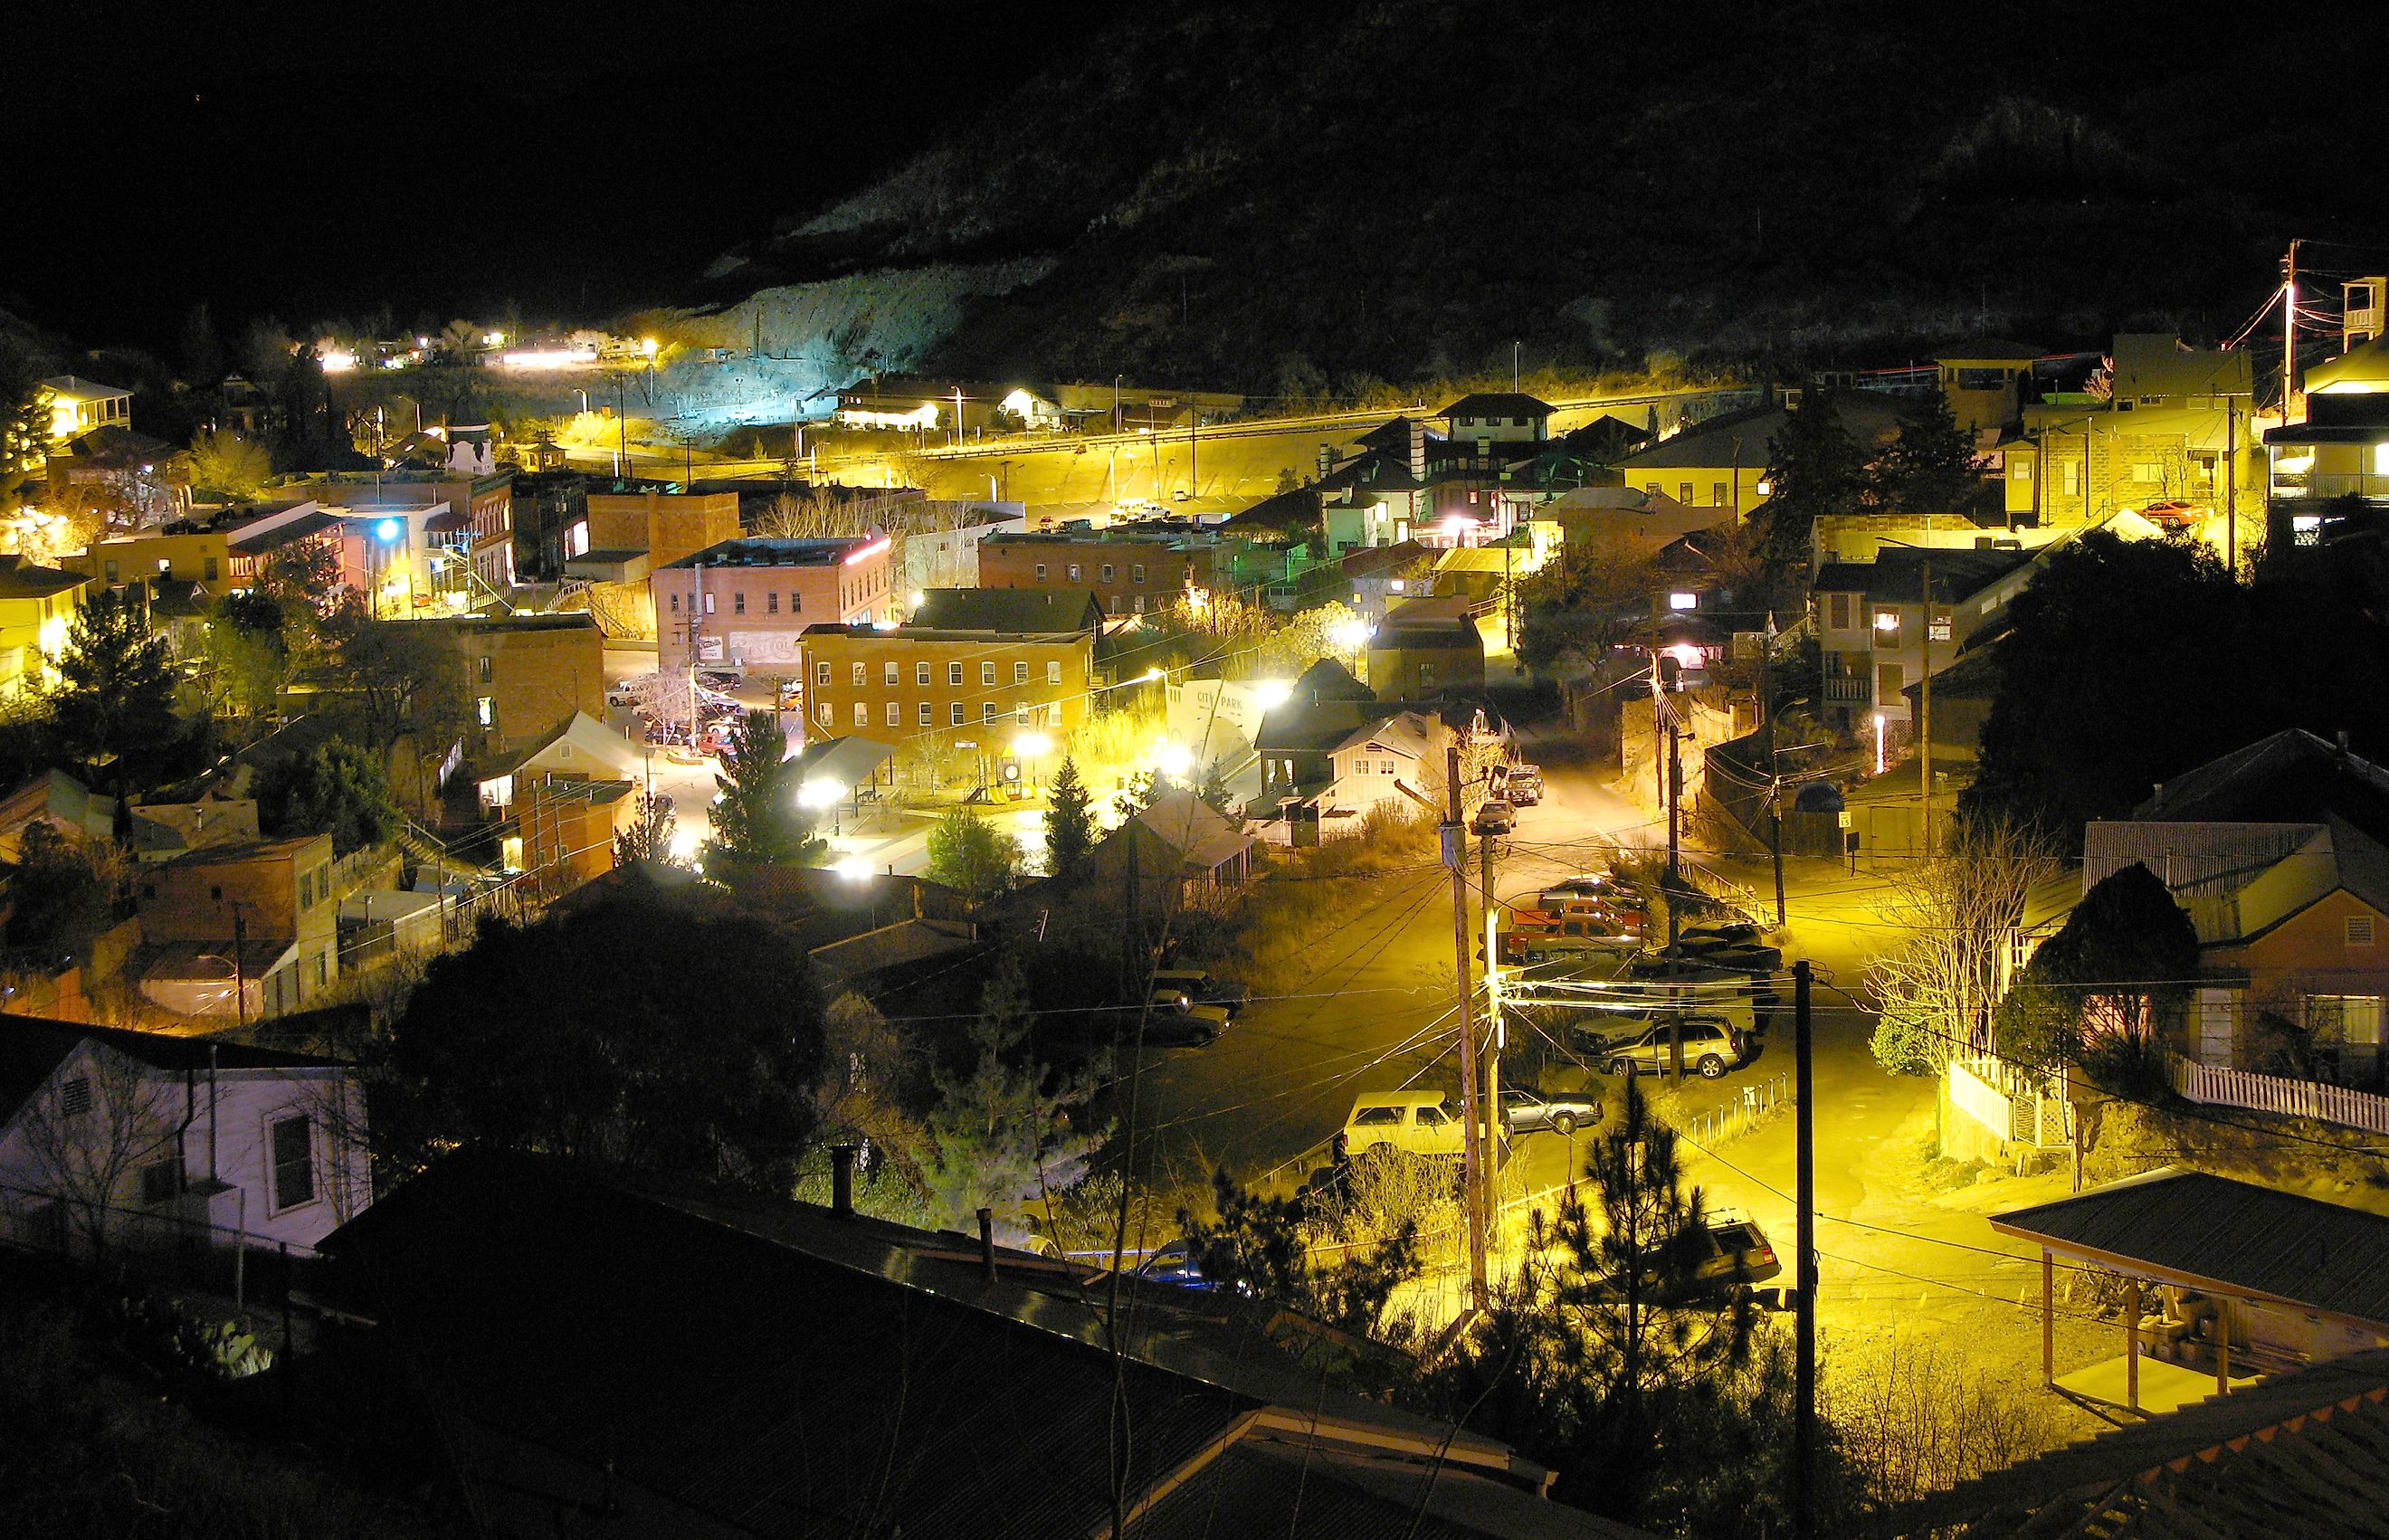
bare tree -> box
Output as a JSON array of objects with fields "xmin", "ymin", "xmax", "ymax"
[
  {"xmin": 18, "ymin": 1044, "xmax": 183, "ymax": 1257},
  {"xmin": 1826, "ymin": 1333, "xmax": 2074, "ymax": 1507},
  {"xmin": 1866, "ymin": 813, "xmax": 2060, "ymax": 1074}
]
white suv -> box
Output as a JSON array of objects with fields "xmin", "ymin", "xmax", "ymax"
[{"xmin": 1337, "ymin": 1092, "xmax": 1468, "ymax": 1159}]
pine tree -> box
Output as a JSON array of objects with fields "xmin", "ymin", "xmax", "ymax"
[
  {"xmin": 703, "ymin": 709, "xmax": 823, "ymax": 870},
  {"xmin": 1760, "ymin": 388, "xmax": 1868, "ymax": 573},
  {"xmin": 50, "ymin": 590, "xmax": 179, "ymax": 799},
  {"xmin": 1870, "ymin": 391, "xmax": 1983, "ymax": 516},
  {"xmin": 1043, "ymin": 755, "xmax": 1096, "ymax": 877},
  {"xmin": 0, "ymin": 353, "xmax": 51, "ymax": 514}
]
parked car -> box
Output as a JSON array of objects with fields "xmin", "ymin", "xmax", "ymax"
[
  {"xmin": 776, "ymin": 680, "xmax": 804, "ymax": 708},
  {"xmin": 1532, "ymin": 892, "xmax": 1648, "ymax": 937},
  {"xmin": 1149, "ymin": 968, "xmax": 1247, "ymax": 1013},
  {"xmin": 1503, "ymin": 914, "xmax": 1639, "ymax": 965},
  {"xmin": 1499, "ymin": 1087, "xmax": 1604, "ymax": 1137},
  {"xmin": 1134, "ymin": 1240, "xmax": 1225, "ymax": 1290},
  {"xmin": 1599, "ymin": 1216, "xmax": 1781, "ymax": 1298},
  {"xmin": 1588, "ymin": 1016, "xmax": 1747, "ymax": 1079},
  {"xmin": 1505, "ymin": 765, "xmax": 1544, "ymax": 805},
  {"xmin": 2140, "ymin": 499, "xmax": 2208, "ymax": 531},
  {"xmin": 1473, "ymin": 799, "xmax": 1517, "ymax": 835},
  {"xmin": 696, "ymin": 669, "xmax": 741, "ymax": 690},
  {"xmin": 1138, "ymin": 993, "xmax": 1229, "ymax": 1047},
  {"xmin": 1338, "ymin": 1091, "xmax": 1467, "ymax": 1159}
]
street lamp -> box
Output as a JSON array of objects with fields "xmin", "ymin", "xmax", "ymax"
[
  {"xmin": 800, "ymin": 775, "xmax": 843, "ymax": 837},
  {"xmin": 1330, "ymin": 617, "xmax": 1375, "ymax": 679}
]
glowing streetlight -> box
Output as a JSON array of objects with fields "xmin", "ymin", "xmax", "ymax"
[
  {"xmin": 1012, "ymin": 733, "xmax": 1052, "ymax": 759},
  {"xmin": 1153, "ymin": 740, "xmax": 1193, "ymax": 777},
  {"xmin": 1251, "ymin": 679, "xmax": 1294, "ymax": 711}
]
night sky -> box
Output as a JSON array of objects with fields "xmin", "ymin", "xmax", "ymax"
[{"xmin": 4, "ymin": 3, "xmax": 1097, "ymax": 354}]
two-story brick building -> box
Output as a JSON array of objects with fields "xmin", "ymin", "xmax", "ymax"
[
  {"xmin": 798, "ymin": 621, "xmax": 1095, "ymax": 753},
  {"xmin": 413, "ymin": 613, "xmax": 606, "ymax": 756},
  {"xmin": 977, "ymin": 530, "xmax": 1212, "ymax": 616},
  {"xmin": 131, "ymin": 832, "xmax": 338, "ymax": 1019},
  {"xmin": 654, "ymin": 535, "xmax": 893, "ymax": 673}
]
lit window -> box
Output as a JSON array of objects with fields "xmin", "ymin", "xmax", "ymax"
[
  {"xmin": 1047, "ymin": 661, "xmax": 1061, "ymax": 684},
  {"xmin": 852, "ymin": 662, "xmax": 866, "ymax": 687},
  {"xmin": 885, "ymin": 661, "xmax": 899, "ymax": 687},
  {"xmin": 1014, "ymin": 661, "xmax": 1029, "ymax": 683},
  {"xmin": 1873, "ymin": 611, "xmax": 1899, "ymax": 632},
  {"xmin": 817, "ymin": 661, "xmax": 832, "ymax": 686},
  {"xmin": 703, "ymin": 594, "xmax": 715, "ymax": 614},
  {"xmin": 982, "ymin": 661, "xmax": 996, "ymax": 685},
  {"xmin": 477, "ymin": 696, "xmax": 495, "ymax": 727},
  {"xmin": 1668, "ymin": 592, "xmax": 1696, "ymax": 612},
  {"xmin": 886, "ymin": 701, "xmax": 900, "ymax": 727},
  {"xmin": 854, "ymin": 703, "xmax": 869, "ymax": 727}
]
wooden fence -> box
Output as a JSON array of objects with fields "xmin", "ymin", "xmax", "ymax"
[
  {"xmin": 1949, "ymin": 1054, "xmax": 2072, "ymax": 1149},
  {"xmin": 2168, "ymin": 1052, "xmax": 2389, "ymax": 1136}
]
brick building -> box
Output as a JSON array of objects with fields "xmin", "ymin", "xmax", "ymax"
[
  {"xmin": 977, "ymin": 530, "xmax": 1213, "ymax": 616},
  {"xmin": 798, "ymin": 621, "xmax": 1094, "ymax": 751},
  {"xmin": 414, "ymin": 613, "xmax": 606, "ymax": 754},
  {"xmin": 655, "ymin": 536, "xmax": 892, "ymax": 673}
]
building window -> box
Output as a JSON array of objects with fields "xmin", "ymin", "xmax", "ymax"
[
  {"xmin": 1679, "ymin": 483, "xmax": 1693, "ymax": 504},
  {"xmin": 204, "ymin": 556, "xmax": 219, "ymax": 582},
  {"xmin": 671, "ymin": 594, "xmax": 681, "ymax": 613},
  {"xmin": 703, "ymin": 594, "xmax": 715, "ymax": 614},
  {"xmin": 1876, "ymin": 662, "xmax": 1904, "ymax": 699},
  {"xmin": 2350, "ymin": 915, "xmax": 2378, "ymax": 948},
  {"xmin": 1047, "ymin": 661, "xmax": 1061, "ymax": 684},
  {"xmin": 854, "ymin": 703, "xmax": 870, "ymax": 727},
  {"xmin": 886, "ymin": 701, "xmax": 901, "ymax": 727},
  {"xmin": 2011, "ymin": 460, "xmax": 2032, "ymax": 482},
  {"xmin": 916, "ymin": 661, "xmax": 931, "ymax": 686},
  {"xmin": 1711, "ymin": 482, "xmax": 1727, "ymax": 506},
  {"xmin": 59, "ymin": 1076, "xmax": 91, "ymax": 1117},
  {"xmin": 1068, "ymin": 564, "xmax": 1082, "ymax": 583},
  {"xmin": 478, "ymin": 655, "xmax": 492, "ymax": 683},
  {"xmin": 2061, "ymin": 460, "xmax": 2081, "ymax": 496},
  {"xmin": 1015, "ymin": 702, "xmax": 1029, "ymax": 724},
  {"xmin": 918, "ymin": 701, "xmax": 933, "ymax": 727},
  {"xmin": 1101, "ymin": 564, "xmax": 1116, "ymax": 583},
  {"xmin": 1014, "ymin": 661, "xmax": 1029, "ymax": 683},
  {"xmin": 884, "ymin": 661, "xmax": 899, "ymax": 687},
  {"xmin": 140, "ymin": 1154, "xmax": 184, "ymax": 1206},
  {"xmin": 981, "ymin": 661, "xmax": 996, "ymax": 685},
  {"xmin": 951, "ymin": 703, "xmax": 966, "ymax": 726},
  {"xmin": 271, "ymin": 1115, "xmax": 316, "ymax": 1211},
  {"xmin": 948, "ymin": 661, "xmax": 964, "ymax": 686},
  {"xmin": 767, "ymin": 592, "xmax": 779, "ymax": 613},
  {"xmin": 983, "ymin": 703, "xmax": 998, "ymax": 722},
  {"xmin": 1035, "ymin": 563, "xmax": 1048, "ymax": 580},
  {"xmin": 817, "ymin": 661, "xmax": 831, "ymax": 687},
  {"xmin": 477, "ymin": 696, "xmax": 495, "ymax": 727},
  {"xmin": 817, "ymin": 700, "xmax": 831, "ymax": 727},
  {"xmin": 734, "ymin": 592, "xmax": 747, "ymax": 615},
  {"xmin": 852, "ymin": 662, "xmax": 867, "ymax": 687},
  {"xmin": 790, "ymin": 592, "xmax": 802, "ymax": 613},
  {"xmin": 1132, "ymin": 564, "xmax": 1146, "ymax": 584},
  {"xmin": 1419, "ymin": 662, "xmax": 1436, "ymax": 689}
]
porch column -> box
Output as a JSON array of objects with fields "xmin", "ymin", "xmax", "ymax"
[
  {"xmin": 2042, "ymin": 1250, "xmax": 2054, "ymax": 1387},
  {"xmin": 2126, "ymin": 1277, "xmax": 2141, "ymax": 1413},
  {"xmin": 2216, "ymin": 1297, "xmax": 2232, "ymax": 1395}
]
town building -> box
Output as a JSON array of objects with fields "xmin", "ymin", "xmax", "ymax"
[
  {"xmin": 0, "ymin": 1015, "xmax": 372, "ymax": 1257},
  {"xmin": 1810, "ymin": 545, "xmax": 2037, "ymax": 733},
  {"xmin": 507, "ymin": 469, "xmax": 588, "ymax": 584},
  {"xmin": 977, "ymin": 529, "xmax": 1212, "ymax": 616},
  {"xmin": 39, "ymin": 375, "xmax": 132, "ymax": 442},
  {"xmin": 1930, "ymin": 337, "xmax": 2044, "ymax": 436},
  {"xmin": 275, "ymin": 470, "xmax": 518, "ymax": 597},
  {"xmin": 1368, "ymin": 594, "xmax": 1485, "ymax": 697},
  {"xmin": 654, "ymin": 534, "xmax": 893, "ymax": 672},
  {"xmin": 460, "ymin": 710, "xmax": 641, "ymax": 821},
  {"xmin": 1616, "ymin": 395, "xmax": 1909, "ymax": 518},
  {"xmin": 899, "ymin": 505, "xmax": 1026, "ymax": 594},
  {"xmin": 74, "ymin": 502, "xmax": 352, "ymax": 598},
  {"xmin": 0, "ymin": 554, "xmax": 90, "ymax": 694},
  {"xmin": 1441, "ymin": 393, "xmax": 1555, "ymax": 446},
  {"xmin": 129, "ymin": 832, "xmax": 339, "ymax": 1020},
  {"xmin": 511, "ymin": 775, "xmax": 639, "ymax": 898},
  {"xmin": 797, "ymin": 617, "xmax": 1096, "ymax": 756},
  {"xmin": 1252, "ymin": 659, "xmax": 1451, "ymax": 841},
  {"xmin": 907, "ymin": 586, "xmax": 1103, "ymax": 637},
  {"xmin": 1073, "ymin": 790, "xmax": 1258, "ymax": 917},
  {"xmin": 414, "ymin": 613, "xmax": 606, "ymax": 756}
]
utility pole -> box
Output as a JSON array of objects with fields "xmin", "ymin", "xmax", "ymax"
[
  {"xmin": 2224, "ymin": 396, "xmax": 2239, "ymax": 579},
  {"xmin": 1188, "ymin": 409, "xmax": 1197, "ymax": 502},
  {"xmin": 1918, "ymin": 544, "xmax": 1934, "ymax": 854},
  {"xmin": 1793, "ymin": 958, "xmax": 1816, "ymax": 1540},
  {"xmin": 1665, "ymin": 711, "xmax": 1683, "ymax": 927},
  {"xmin": 231, "ymin": 903, "xmax": 249, "ymax": 1029},
  {"xmin": 2283, "ymin": 240, "xmax": 2301, "ymax": 424},
  {"xmin": 1761, "ymin": 612, "xmax": 1786, "ymax": 927},
  {"xmin": 1479, "ymin": 820, "xmax": 1502, "ymax": 1257},
  {"xmin": 1442, "ymin": 744, "xmax": 1489, "ymax": 1313}
]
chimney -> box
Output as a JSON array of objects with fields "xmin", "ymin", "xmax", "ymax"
[
  {"xmin": 976, "ymin": 1207, "xmax": 997, "ymax": 1281},
  {"xmin": 830, "ymin": 1144, "xmax": 859, "ymax": 1219},
  {"xmin": 1408, "ymin": 419, "xmax": 1426, "ymax": 483}
]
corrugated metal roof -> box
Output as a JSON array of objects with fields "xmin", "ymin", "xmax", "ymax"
[
  {"xmin": 1992, "ymin": 1169, "xmax": 2389, "ymax": 1329},
  {"xmin": 1879, "ymin": 1346, "xmax": 2389, "ymax": 1538}
]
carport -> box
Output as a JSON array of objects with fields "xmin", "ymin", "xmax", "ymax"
[{"xmin": 1994, "ymin": 1167, "xmax": 2389, "ymax": 1413}]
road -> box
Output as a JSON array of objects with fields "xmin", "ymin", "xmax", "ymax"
[{"xmin": 1119, "ymin": 713, "xmax": 2114, "ymax": 1398}]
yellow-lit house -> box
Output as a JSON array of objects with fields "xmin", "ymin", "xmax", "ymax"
[
  {"xmin": 40, "ymin": 375, "xmax": 133, "ymax": 442},
  {"xmin": 0, "ymin": 553, "xmax": 90, "ymax": 692}
]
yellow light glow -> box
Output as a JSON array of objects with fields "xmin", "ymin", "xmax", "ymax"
[
  {"xmin": 2375, "ymin": 442, "xmax": 2389, "ymax": 477},
  {"xmin": 641, "ymin": 337, "xmax": 659, "ymax": 356},
  {"xmin": 1873, "ymin": 610, "xmax": 1899, "ymax": 632},
  {"xmin": 799, "ymin": 778, "xmax": 842, "ymax": 809},
  {"xmin": 484, "ymin": 331, "xmax": 506, "ymax": 347},
  {"xmin": 1251, "ymin": 679, "xmax": 1294, "ymax": 710},
  {"xmin": 2276, "ymin": 452, "xmax": 2317, "ymax": 474},
  {"xmin": 1013, "ymin": 733, "xmax": 1052, "ymax": 758},
  {"xmin": 1153, "ymin": 741, "xmax": 1193, "ymax": 776},
  {"xmin": 320, "ymin": 349, "xmax": 357, "ymax": 373}
]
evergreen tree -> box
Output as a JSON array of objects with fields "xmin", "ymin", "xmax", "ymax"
[
  {"xmin": 1043, "ymin": 755, "xmax": 1096, "ymax": 877},
  {"xmin": 927, "ymin": 805, "xmax": 1023, "ymax": 902},
  {"xmin": 1760, "ymin": 387, "xmax": 1868, "ymax": 573},
  {"xmin": 50, "ymin": 590, "xmax": 179, "ymax": 799},
  {"xmin": 1870, "ymin": 391, "xmax": 1983, "ymax": 516},
  {"xmin": 256, "ymin": 738, "xmax": 402, "ymax": 857},
  {"xmin": 703, "ymin": 708, "xmax": 823, "ymax": 870},
  {"xmin": 0, "ymin": 348, "xmax": 52, "ymax": 514},
  {"xmin": 614, "ymin": 792, "xmax": 678, "ymax": 867},
  {"xmin": 1198, "ymin": 756, "xmax": 1235, "ymax": 814}
]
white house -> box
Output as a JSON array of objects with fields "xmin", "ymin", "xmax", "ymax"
[
  {"xmin": 0, "ymin": 1017, "xmax": 372, "ymax": 1258},
  {"xmin": 470, "ymin": 710, "xmax": 641, "ymax": 817}
]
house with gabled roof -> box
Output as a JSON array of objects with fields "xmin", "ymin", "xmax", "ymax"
[{"xmin": 0, "ymin": 1013, "xmax": 370, "ymax": 1258}]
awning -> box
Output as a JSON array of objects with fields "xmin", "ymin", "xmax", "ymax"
[{"xmin": 792, "ymin": 735, "xmax": 896, "ymax": 793}]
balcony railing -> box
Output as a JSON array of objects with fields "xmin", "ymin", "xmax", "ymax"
[{"xmin": 1823, "ymin": 677, "xmax": 1870, "ymax": 703}]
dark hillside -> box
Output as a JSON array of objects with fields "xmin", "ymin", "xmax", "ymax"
[{"xmin": 716, "ymin": 0, "xmax": 2389, "ymax": 392}]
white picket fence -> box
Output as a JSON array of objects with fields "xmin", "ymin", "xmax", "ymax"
[
  {"xmin": 2168, "ymin": 1052, "xmax": 2389, "ymax": 1136},
  {"xmin": 1949, "ymin": 1054, "xmax": 2072, "ymax": 1149}
]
